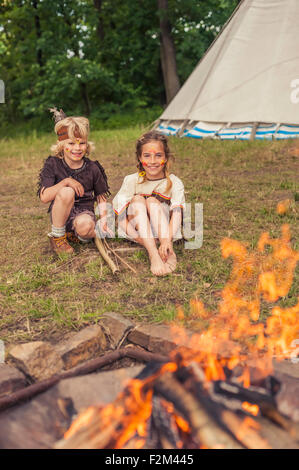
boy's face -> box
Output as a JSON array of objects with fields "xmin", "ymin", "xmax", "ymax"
[{"xmin": 63, "ymin": 138, "xmax": 87, "ymax": 164}]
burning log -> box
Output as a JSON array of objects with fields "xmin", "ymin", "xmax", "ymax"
[
  {"xmin": 54, "ymin": 356, "xmax": 299, "ymax": 450},
  {"xmin": 211, "ymin": 378, "xmax": 298, "ymax": 436},
  {"xmin": 153, "ymin": 371, "xmax": 243, "ymax": 449}
]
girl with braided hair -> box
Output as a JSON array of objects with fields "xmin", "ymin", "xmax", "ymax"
[{"xmin": 113, "ymin": 131, "xmax": 185, "ymax": 276}]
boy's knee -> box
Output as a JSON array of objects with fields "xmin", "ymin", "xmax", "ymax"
[
  {"xmin": 74, "ymin": 215, "xmax": 95, "ymax": 236},
  {"xmin": 56, "ymin": 186, "xmax": 75, "ymax": 204}
]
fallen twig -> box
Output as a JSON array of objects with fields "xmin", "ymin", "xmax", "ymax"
[
  {"xmin": 0, "ymin": 347, "xmax": 169, "ymax": 412},
  {"xmin": 95, "ymin": 236, "xmax": 119, "ymax": 274},
  {"xmin": 112, "ymin": 247, "xmax": 145, "ymax": 253},
  {"xmin": 103, "ymin": 239, "xmax": 137, "ymax": 274},
  {"xmin": 50, "ymin": 250, "xmax": 87, "ymax": 274}
]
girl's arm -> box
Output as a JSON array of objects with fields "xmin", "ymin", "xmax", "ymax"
[
  {"xmin": 159, "ymin": 176, "xmax": 185, "ymax": 261},
  {"xmin": 168, "ymin": 208, "xmax": 183, "ymax": 241},
  {"xmin": 97, "ymin": 195, "xmax": 113, "ymax": 236},
  {"xmin": 159, "ymin": 209, "xmax": 182, "ymax": 261},
  {"xmin": 169, "ymin": 176, "xmax": 185, "ymax": 239},
  {"xmin": 40, "ymin": 178, "xmax": 84, "ymax": 203}
]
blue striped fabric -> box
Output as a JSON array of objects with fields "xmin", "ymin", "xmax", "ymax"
[{"xmin": 158, "ymin": 123, "xmax": 299, "ymax": 140}]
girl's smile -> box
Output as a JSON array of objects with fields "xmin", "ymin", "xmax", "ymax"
[{"xmin": 140, "ymin": 141, "xmax": 166, "ymax": 179}]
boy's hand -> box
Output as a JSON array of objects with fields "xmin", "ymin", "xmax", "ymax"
[
  {"xmin": 65, "ymin": 178, "xmax": 84, "ymax": 197},
  {"xmin": 159, "ymin": 239, "xmax": 174, "ymax": 262}
]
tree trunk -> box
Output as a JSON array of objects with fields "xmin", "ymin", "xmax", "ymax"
[
  {"xmin": 32, "ymin": 0, "xmax": 43, "ymax": 71},
  {"xmin": 158, "ymin": 0, "xmax": 180, "ymax": 104},
  {"xmin": 93, "ymin": 0, "xmax": 105, "ymax": 41},
  {"xmin": 81, "ymin": 82, "xmax": 91, "ymax": 116}
]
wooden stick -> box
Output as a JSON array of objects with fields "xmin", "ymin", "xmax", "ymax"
[
  {"xmin": 95, "ymin": 236, "xmax": 119, "ymax": 274},
  {"xmin": 0, "ymin": 347, "xmax": 169, "ymax": 413},
  {"xmin": 113, "ymin": 247, "xmax": 145, "ymax": 253},
  {"xmin": 56, "ymin": 411, "xmax": 122, "ymax": 449},
  {"xmin": 103, "ymin": 239, "xmax": 137, "ymax": 274},
  {"xmin": 154, "ymin": 372, "xmax": 243, "ymax": 449},
  {"xmin": 220, "ymin": 409, "xmax": 271, "ymax": 449}
]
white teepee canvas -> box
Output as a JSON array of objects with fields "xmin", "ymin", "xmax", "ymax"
[{"xmin": 156, "ymin": 0, "xmax": 299, "ymax": 140}]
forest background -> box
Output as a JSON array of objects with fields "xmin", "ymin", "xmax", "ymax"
[{"xmin": 0, "ymin": 0, "xmax": 239, "ymax": 136}]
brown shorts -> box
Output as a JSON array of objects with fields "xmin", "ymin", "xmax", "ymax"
[{"xmin": 50, "ymin": 206, "xmax": 96, "ymax": 235}]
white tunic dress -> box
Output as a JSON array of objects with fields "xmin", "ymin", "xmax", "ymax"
[
  {"xmin": 112, "ymin": 173, "xmax": 186, "ymax": 240},
  {"xmin": 112, "ymin": 173, "xmax": 185, "ymax": 216}
]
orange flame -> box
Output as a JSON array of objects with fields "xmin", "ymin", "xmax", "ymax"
[
  {"xmin": 241, "ymin": 402, "xmax": 260, "ymax": 417},
  {"xmin": 169, "ymin": 224, "xmax": 298, "ymax": 383}
]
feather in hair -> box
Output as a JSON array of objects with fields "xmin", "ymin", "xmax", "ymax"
[{"xmin": 49, "ymin": 107, "xmax": 67, "ymax": 123}]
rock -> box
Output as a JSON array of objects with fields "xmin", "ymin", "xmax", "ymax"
[
  {"xmin": 54, "ymin": 365, "xmax": 144, "ymax": 412},
  {"xmin": 0, "ymin": 366, "xmax": 144, "ymax": 449},
  {"xmin": 128, "ymin": 323, "xmax": 237, "ymax": 357},
  {"xmin": 55, "ymin": 325, "xmax": 107, "ymax": 370},
  {"xmin": 274, "ymin": 371, "xmax": 299, "ymax": 422},
  {"xmin": 100, "ymin": 312, "xmax": 134, "ymax": 348},
  {"xmin": 0, "ymin": 364, "xmax": 27, "ymax": 398},
  {"xmin": 0, "ymin": 387, "xmax": 75, "ymax": 449},
  {"xmin": 8, "ymin": 342, "xmax": 64, "ymax": 382},
  {"xmin": 127, "ymin": 323, "xmax": 192, "ymax": 355},
  {"xmin": 273, "ymin": 359, "xmax": 299, "ymax": 379}
]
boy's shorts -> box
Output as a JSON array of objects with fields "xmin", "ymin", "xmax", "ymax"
[{"xmin": 50, "ymin": 206, "xmax": 97, "ymax": 235}]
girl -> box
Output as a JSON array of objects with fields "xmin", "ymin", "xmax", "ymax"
[
  {"xmin": 37, "ymin": 108, "xmax": 110, "ymax": 254},
  {"xmin": 113, "ymin": 131, "xmax": 185, "ymax": 276}
]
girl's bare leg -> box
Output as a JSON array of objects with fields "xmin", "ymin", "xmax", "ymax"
[
  {"xmin": 145, "ymin": 197, "xmax": 177, "ymax": 272},
  {"xmin": 124, "ymin": 195, "xmax": 170, "ymax": 276}
]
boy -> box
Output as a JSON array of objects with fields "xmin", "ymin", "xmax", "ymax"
[{"xmin": 37, "ymin": 108, "xmax": 110, "ymax": 254}]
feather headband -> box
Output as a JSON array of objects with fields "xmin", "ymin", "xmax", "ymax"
[{"xmin": 49, "ymin": 107, "xmax": 82, "ymax": 141}]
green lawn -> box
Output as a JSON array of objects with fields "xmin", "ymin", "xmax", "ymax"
[{"xmin": 0, "ymin": 127, "xmax": 298, "ymax": 347}]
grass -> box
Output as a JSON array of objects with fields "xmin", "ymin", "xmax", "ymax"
[{"xmin": 0, "ymin": 127, "xmax": 298, "ymax": 348}]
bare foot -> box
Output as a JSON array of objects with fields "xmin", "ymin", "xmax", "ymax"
[
  {"xmin": 149, "ymin": 252, "xmax": 170, "ymax": 276},
  {"xmin": 165, "ymin": 252, "xmax": 177, "ymax": 273}
]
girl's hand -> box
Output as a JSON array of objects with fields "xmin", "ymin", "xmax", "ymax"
[
  {"xmin": 159, "ymin": 239, "xmax": 174, "ymax": 262},
  {"xmin": 65, "ymin": 178, "xmax": 84, "ymax": 197},
  {"xmin": 97, "ymin": 218, "xmax": 113, "ymax": 238}
]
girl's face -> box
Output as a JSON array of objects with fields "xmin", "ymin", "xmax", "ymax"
[
  {"xmin": 140, "ymin": 141, "xmax": 166, "ymax": 180},
  {"xmin": 63, "ymin": 137, "xmax": 87, "ymax": 166}
]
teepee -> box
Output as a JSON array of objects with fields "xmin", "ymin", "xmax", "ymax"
[{"xmin": 156, "ymin": 0, "xmax": 299, "ymax": 140}]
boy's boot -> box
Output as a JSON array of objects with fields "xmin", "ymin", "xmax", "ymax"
[
  {"xmin": 66, "ymin": 232, "xmax": 80, "ymax": 244},
  {"xmin": 49, "ymin": 233, "xmax": 74, "ymax": 254}
]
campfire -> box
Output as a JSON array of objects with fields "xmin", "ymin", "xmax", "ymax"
[{"xmin": 55, "ymin": 218, "xmax": 299, "ymax": 449}]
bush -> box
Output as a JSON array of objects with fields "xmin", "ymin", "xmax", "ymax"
[{"xmin": 0, "ymin": 106, "xmax": 163, "ymax": 139}]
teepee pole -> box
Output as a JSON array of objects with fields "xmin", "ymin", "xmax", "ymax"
[{"xmin": 250, "ymin": 123, "xmax": 258, "ymax": 140}]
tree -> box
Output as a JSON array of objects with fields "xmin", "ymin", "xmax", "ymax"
[
  {"xmin": 158, "ymin": 0, "xmax": 180, "ymax": 104},
  {"xmin": 0, "ymin": 0, "xmax": 240, "ymax": 129}
]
